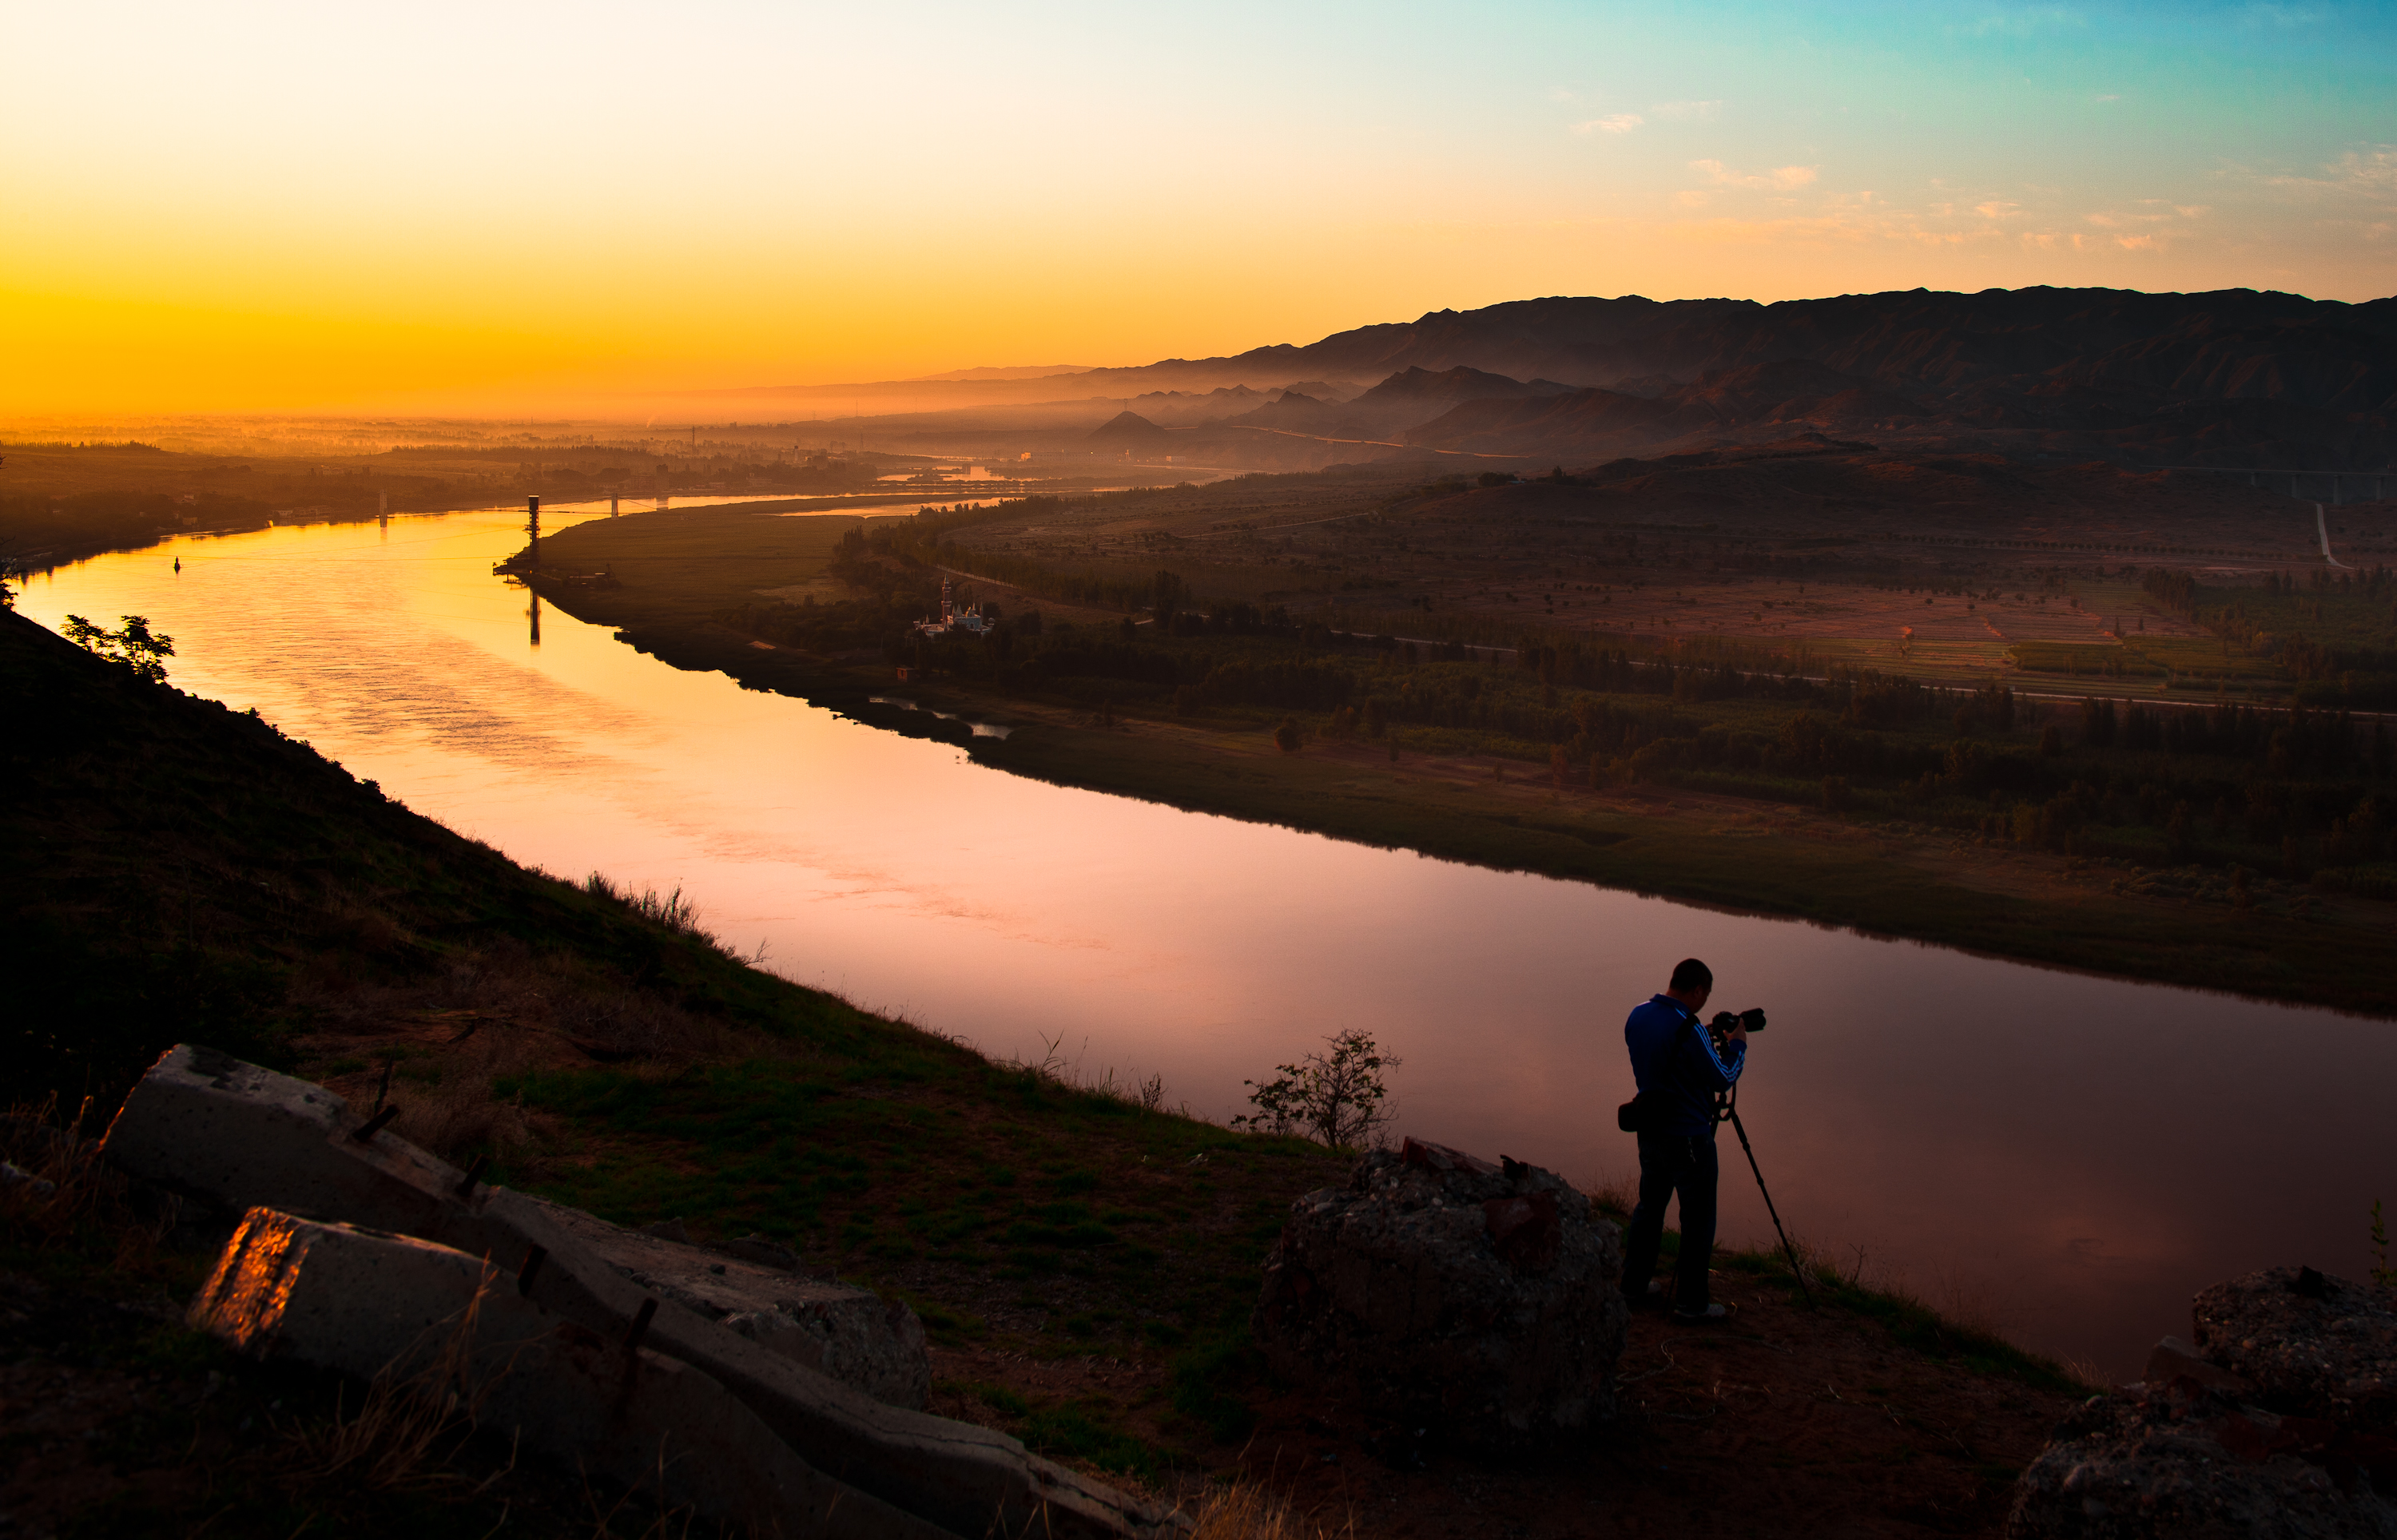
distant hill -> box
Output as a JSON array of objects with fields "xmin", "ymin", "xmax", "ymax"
[
  {"xmin": 903, "ymin": 363, "xmax": 1100, "ymax": 382},
  {"xmin": 1340, "ymin": 365, "xmax": 1577, "ymax": 435},
  {"xmin": 1083, "ymin": 410, "xmax": 1175, "ymax": 445},
  {"xmin": 1350, "ymin": 292, "xmax": 2395, "ymax": 466},
  {"xmin": 1127, "ymin": 385, "xmax": 1278, "ymax": 427},
  {"xmin": 1219, "ymin": 392, "xmax": 1382, "ymax": 440},
  {"xmin": 719, "ymin": 286, "xmax": 2395, "ymax": 470}
]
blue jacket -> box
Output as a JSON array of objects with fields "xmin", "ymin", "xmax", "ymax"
[{"xmin": 1624, "ymin": 994, "xmax": 1744, "ymax": 1137}]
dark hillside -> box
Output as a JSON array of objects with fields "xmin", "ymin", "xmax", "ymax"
[{"xmin": 0, "ymin": 607, "xmax": 807, "ymax": 1110}]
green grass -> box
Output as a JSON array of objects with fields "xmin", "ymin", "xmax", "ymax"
[{"xmin": 524, "ymin": 509, "xmax": 865, "ymax": 628}]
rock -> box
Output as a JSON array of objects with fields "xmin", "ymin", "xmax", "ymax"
[
  {"xmin": 2195, "ymin": 1267, "xmax": 2397, "ymax": 1432},
  {"xmin": 2007, "ymin": 1381, "xmax": 2397, "ymax": 1538},
  {"xmin": 1252, "ymin": 1137, "xmax": 1627, "ymax": 1443},
  {"xmin": 188, "ymin": 1208, "xmax": 948, "ymax": 1540},
  {"xmin": 2008, "ymin": 1267, "xmax": 2397, "ymax": 1539},
  {"xmin": 2145, "ymin": 1335, "xmax": 2257, "ymax": 1398},
  {"xmin": 642, "ymin": 1217, "xmax": 691, "ymax": 1244},
  {"xmin": 531, "ymin": 1197, "xmax": 929, "ymax": 1410}
]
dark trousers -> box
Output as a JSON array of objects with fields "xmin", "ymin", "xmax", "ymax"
[{"xmin": 1621, "ymin": 1129, "xmax": 1719, "ymax": 1311}]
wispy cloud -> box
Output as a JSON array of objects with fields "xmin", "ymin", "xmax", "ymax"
[
  {"xmin": 2260, "ymin": 145, "xmax": 2397, "ymax": 199},
  {"xmin": 1691, "ymin": 159, "xmax": 1818, "ymax": 190},
  {"xmin": 1649, "ymin": 99, "xmax": 1722, "ymax": 122},
  {"xmin": 2327, "ymin": 146, "xmax": 2397, "ymax": 195},
  {"xmin": 1963, "ymin": 6, "xmax": 2085, "ymax": 38},
  {"xmin": 2240, "ymin": 3, "xmax": 2326, "ymax": 27},
  {"xmin": 2065, "ymin": 200, "xmax": 2206, "ymax": 250},
  {"xmin": 1974, "ymin": 200, "xmax": 2021, "ymax": 218},
  {"xmin": 1574, "ymin": 113, "xmax": 1644, "ymax": 135}
]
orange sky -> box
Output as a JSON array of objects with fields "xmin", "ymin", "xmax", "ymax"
[{"xmin": 5, "ymin": 2, "xmax": 2389, "ymax": 417}]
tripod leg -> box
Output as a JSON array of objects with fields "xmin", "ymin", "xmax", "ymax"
[{"xmin": 1729, "ymin": 1108, "xmax": 1815, "ymax": 1310}]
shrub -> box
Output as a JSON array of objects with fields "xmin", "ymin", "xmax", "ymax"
[{"xmin": 1230, "ymin": 1028, "xmax": 1399, "ymax": 1149}]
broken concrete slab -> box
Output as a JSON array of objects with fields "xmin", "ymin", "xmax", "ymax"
[
  {"xmin": 102, "ymin": 1044, "xmax": 1183, "ymax": 1540},
  {"xmin": 189, "ymin": 1208, "xmax": 952, "ymax": 1540},
  {"xmin": 531, "ymin": 1194, "xmax": 929, "ymax": 1410}
]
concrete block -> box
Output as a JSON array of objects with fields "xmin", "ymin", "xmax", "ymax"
[
  {"xmin": 189, "ymin": 1209, "xmax": 951, "ymax": 1540},
  {"xmin": 103, "ymin": 1045, "xmax": 1183, "ymax": 1540},
  {"xmin": 532, "ymin": 1195, "xmax": 930, "ymax": 1410}
]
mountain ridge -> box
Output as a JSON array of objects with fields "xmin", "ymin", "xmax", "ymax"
[{"xmin": 707, "ymin": 286, "xmax": 2395, "ymax": 470}]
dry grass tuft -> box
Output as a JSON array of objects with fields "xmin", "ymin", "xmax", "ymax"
[
  {"xmin": 1184, "ymin": 1482, "xmax": 1353, "ymax": 1540},
  {"xmin": 1579, "ymin": 1169, "xmax": 1640, "ymax": 1220},
  {"xmin": 384, "ymin": 1026, "xmax": 555, "ymax": 1168},
  {"xmin": 0, "ymin": 1095, "xmax": 162, "ymax": 1264},
  {"xmin": 293, "ymin": 1265, "xmax": 519, "ymax": 1494}
]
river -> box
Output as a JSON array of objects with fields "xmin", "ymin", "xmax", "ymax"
[{"xmin": 19, "ymin": 503, "xmax": 2393, "ymax": 1377}]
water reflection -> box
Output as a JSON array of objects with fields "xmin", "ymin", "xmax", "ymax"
[{"xmin": 19, "ymin": 508, "xmax": 2395, "ymax": 1376}]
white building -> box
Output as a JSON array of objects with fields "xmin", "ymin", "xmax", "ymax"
[{"xmin": 913, "ymin": 578, "xmax": 994, "ymax": 638}]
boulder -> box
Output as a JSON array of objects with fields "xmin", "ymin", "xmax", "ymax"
[
  {"xmin": 2196, "ymin": 1267, "xmax": 2397, "ymax": 1432},
  {"xmin": 2008, "ymin": 1379, "xmax": 2397, "ymax": 1539},
  {"xmin": 2008, "ymin": 1268, "xmax": 2397, "ymax": 1539},
  {"xmin": 1252, "ymin": 1137, "xmax": 1627, "ymax": 1443}
]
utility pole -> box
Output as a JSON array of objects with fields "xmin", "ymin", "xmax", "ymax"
[{"xmin": 526, "ymin": 495, "xmax": 541, "ymax": 568}]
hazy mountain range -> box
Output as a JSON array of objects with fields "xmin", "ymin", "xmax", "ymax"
[{"xmin": 727, "ymin": 288, "xmax": 2397, "ymax": 470}]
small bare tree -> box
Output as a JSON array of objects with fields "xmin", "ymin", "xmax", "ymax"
[{"xmin": 1231, "ymin": 1028, "xmax": 1399, "ymax": 1149}]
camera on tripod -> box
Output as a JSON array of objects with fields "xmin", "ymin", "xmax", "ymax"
[{"xmin": 1707, "ymin": 1008, "xmax": 1767, "ymax": 1043}]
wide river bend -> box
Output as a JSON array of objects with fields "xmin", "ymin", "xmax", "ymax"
[{"xmin": 22, "ymin": 503, "xmax": 2394, "ymax": 1377}]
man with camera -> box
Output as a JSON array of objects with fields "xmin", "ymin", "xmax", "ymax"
[{"xmin": 1618, "ymin": 957, "xmax": 1750, "ymax": 1323}]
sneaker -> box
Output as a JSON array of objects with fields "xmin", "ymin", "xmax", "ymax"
[{"xmin": 1672, "ymin": 1301, "xmax": 1735, "ymax": 1323}]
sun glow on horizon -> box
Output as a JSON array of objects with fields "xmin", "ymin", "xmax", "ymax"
[{"xmin": 4, "ymin": 1, "xmax": 2390, "ymax": 416}]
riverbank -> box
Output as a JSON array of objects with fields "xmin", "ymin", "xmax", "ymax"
[
  {"xmin": 2, "ymin": 602, "xmax": 2089, "ymax": 1534},
  {"xmin": 520, "ymin": 510, "xmax": 2397, "ymax": 1018}
]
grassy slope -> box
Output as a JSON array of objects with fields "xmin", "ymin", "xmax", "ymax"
[
  {"xmin": 0, "ymin": 603, "xmax": 1346, "ymax": 1512},
  {"xmin": 0, "ymin": 606, "xmax": 824, "ymax": 1109},
  {"xmin": 524, "ymin": 515, "xmax": 2397, "ymax": 1018}
]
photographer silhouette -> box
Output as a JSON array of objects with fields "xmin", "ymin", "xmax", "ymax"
[{"xmin": 1618, "ymin": 957, "xmax": 1746, "ymax": 1322}]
